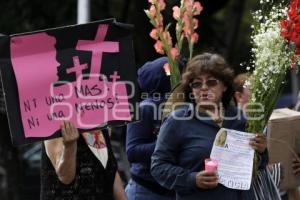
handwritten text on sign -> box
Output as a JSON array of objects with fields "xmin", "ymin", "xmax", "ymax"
[{"xmin": 10, "ymin": 24, "xmax": 131, "ymax": 138}]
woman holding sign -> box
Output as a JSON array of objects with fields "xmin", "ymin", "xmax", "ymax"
[
  {"xmin": 151, "ymin": 53, "xmax": 268, "ymax": 200},
  {"xmin": 40, "ymin": 121, "xmax": 127, "ymax": 200}
]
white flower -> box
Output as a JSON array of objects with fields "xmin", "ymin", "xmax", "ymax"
[{"xmin": 246, "ymin": 2, "xmax": 295, "ymax": 134}]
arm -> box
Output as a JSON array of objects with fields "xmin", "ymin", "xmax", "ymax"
[
  {"xmin": 113, "ymin": 172, "xmax": 128, "ymax": 200},
  {"xmin": 292, "ymin": 154, "xmax": 300, "ymax": 175},
  {"xmin": 44, "ymin": 121, "xmax": 79, "ymax": 184},
  {"xmin": 151, "ymin": 116, "xmax": 198, "ymax": 194},
  {"xmin": 250, "ymin": 134, "xmax": 269, "ymax": 169},
  {"xmin": 126, "ymin": 103, "xmax": 156, "ymax": 164}
]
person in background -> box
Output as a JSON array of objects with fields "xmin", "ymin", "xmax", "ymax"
[
  {"xmin": 232, "ymin": 73, "xmax": 251, "ymax": 113},
  {"xmin": 287, "ymin": 95, "xmax": 300, "ymax": 200},
  {"xmin": 0, "ymin": 67, "xmax": 22, "ymax": 200},
  {"xmin": 233, "ymin": 72, "xmax": 283, "ymax": 200},
  {"xmin": 125, "ymin": 57, "xmax": 175, "ymax": 200},
  {"xmin": 233, "ymin": 73, "xmax": 300, "ymax": 200},
  {"xmin": 151, "ymin": 53, "xmax": 268, "ymax": 200},
  {"xmin": 40, "ymin": 121, "xmax": 127, "ymax": 200}
]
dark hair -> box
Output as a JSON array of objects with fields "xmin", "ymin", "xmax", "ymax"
[
  {"xmin": 182, "ymin": 53, "xmax": 233, "ymax": 89},
  {"xmin": 233, "ymin": 73, "xmax": 250, "ymax": 93},
  {"xmin": 164, "ymin": 53, "xmax": 234, "ymax": 116}
]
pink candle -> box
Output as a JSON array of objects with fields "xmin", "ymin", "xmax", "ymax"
[{"xmin": 205, "ymin": 158, "xmax": 218, "ymax": 172}]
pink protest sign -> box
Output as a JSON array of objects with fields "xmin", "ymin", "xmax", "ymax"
[{"xmin": 1, "ymin": 19, "xmax": 138, "ymax": 145}]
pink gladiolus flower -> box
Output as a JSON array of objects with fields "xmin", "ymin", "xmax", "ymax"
[
  {"xmin": 163, "ymin": 31, "xmax": 172, "ymax": 46},
  {"xmin": 145, "ymin": 0, "xmax": 202, "ymax": 89},
  {"xmin": 154, "ymin": 15, "xmax": 164, "ymax": 27},
  {"xmin": 173, "ymin": 6, "xmax": 181, "ymax": 20},
  {"xmin": 183, "ymin": 21, "xmax": 192, "ymax": 35},
  {"xmin": 193, "ymin": 18, "xmax": 199, "ymax": 29},
  {"xmin": 163, "ymin": 63, "xmax": 171, "ymax": 76},
  {"xmin": 183, "ymin": 14, "xmax": 191, "ymax": 34},
  {"xmin": 149, "ymin": 5, "xmax": 156, "ymax": 18},
  {"xmin": 191, "ymin": 32, "xmax": 199, "ymax": 43},
  {"xmin": 154, "ymin": 40, "xmax": 164, "ymax": 54},
  {"xmin": 193, "ymin": 1, "xmax": 203, "ymax": 16},
  {"xmin": 184, "ymin": 0, "xmax": 194, "ymax": 7},
  {"xmin": 158, "ymin": 0, "xmax": 166, "ymax": 11},
  {"xmin": 148, "ymin": 0, "xmax": 156, "ymax": 4},
  {"xmin": 184, "ymin": 0, "xmax": 194, "ymax": 13},
  {"xmin": 170, "ymin": 47, "xmax": 179, "ymax": 59},
  {"xmin": 183, "ymin": 13, "xmax": 190, "ymax": 25},
  {"xmin": 150, "ymin": 29, "xmax": 159, "ymax": 40}
]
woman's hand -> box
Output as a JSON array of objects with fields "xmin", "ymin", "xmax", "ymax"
[
  {"xmin": 250, "ymin": 134, "xmax": 267, "ymax": 154},
  {"xmin": 44, "ymin": 121, "xmax": 79, "ymax": 185},
  {"xmin": 292, "ymin": 154, "xmax": 300, "ymax": 176},
  {"xmin": 195, "ymin": 171, "xmax": 218, "ymax": 189},
  {"xmin": 61, "ymin": 121, "xmax": 79, "ymax": 148}
]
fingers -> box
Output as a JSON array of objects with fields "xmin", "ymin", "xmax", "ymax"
[
  {"xmin": 201, "ymin": 171, "xmax": 217, "ymax": 176},
  {"xmin": 293, "ymin": 166, "xmax": 300, "ymax": 175},
  {"xmin": 293, "ymin": 169, "xmax": 300, "ymax": 176},
  {"xmin": 62, "ymin": 121, "xmax": 70, "ymax": 138},
  {"xmin": 292, "ymin": 158, "xmax": 300, "ymax": 164},
  {"xmin": 250, "ymin": 134, "xmax": 267, "ymax": 153},
  {"xmin": 249, "ymin": 141, "xmax": 261, "ymax": 150},
  {"xmin": 70, "ymin": 122, "xmax": 79, "ymax": 137},
  {"xmin": 252, "ymin": 134, "xmax": 266, "ymax": 143},
  {"xmin": 61, "ymin": 121, "xmax": 79, "ymax": 146},
  {"xmin": 196, "ymin": 171, "xmax": 219, "ymax": 189},
  {"xmin": 61, "ymin": 121, "xmax": 69, "ymax": 141},
  {"xmin": 292, "ymin": 158, "xmax": 300, "ymax": 175},
  {"xmin": 201, "ymin": 175, "xmax": 218, "ymax": 187},
  {"xmin": 201, "ymin": 173, "xmax": 218, "ymax": 181},
  {"xmin": 65, "ymin": 121, "xmax": 71, "ymax": 135},
  {"xmin": 61, "ymin": 121, "xmax": 66, "ymax": 138},
  {"xmin": 201, "ymin": 181, "xmax": 218, "ymax": 188}
]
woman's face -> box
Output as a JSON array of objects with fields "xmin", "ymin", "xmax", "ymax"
[
  {"xmin": 190, "ymin": 74, "xmax": 227, "ymax": 107},
  {"xmin": 235, "ymin": 87, "xmax": 250, "ymax": 110}
]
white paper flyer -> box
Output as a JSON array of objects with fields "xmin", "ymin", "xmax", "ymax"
[{"xmin": 210, "ymin": 128, "xmax": 255, "ymax": 190}]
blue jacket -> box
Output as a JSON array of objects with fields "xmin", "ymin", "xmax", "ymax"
[
  {"xmin": 151, "ymin": 104, "xmax": 268, "ymax": 200},
  {"xmin": 126, "ymin": 57, "xmax": 173, "ymax": 194}
]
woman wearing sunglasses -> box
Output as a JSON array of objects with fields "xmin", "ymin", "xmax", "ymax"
[{"xmin": 151, "ymin": 53, "xmax": 268, "ymax": 200}]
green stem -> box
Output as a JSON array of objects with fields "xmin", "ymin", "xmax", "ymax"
[
  {"xmin": 189, "ymin": 40, "xmax": 194, "ymax": 61},
  {"xmin": 187, "ymin": 35, "xmax": 193, "ymax": 61},
  {"xmin": 167, "ymin": 56, "xmax": 181, "ymax": 89}
]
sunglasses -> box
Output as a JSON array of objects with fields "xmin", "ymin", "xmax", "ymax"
[{"xmin": 190, "ymin": 79, "xmax": 219, "ymax": 89}]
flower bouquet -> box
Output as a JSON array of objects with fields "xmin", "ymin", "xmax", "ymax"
[
  {"xmin": 246, "ymin": 0, "xmax": 300, "ymax": 172},
  {"xmin": 144, "ymin": 0, "xmax": 202, "ymax": 89}
]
